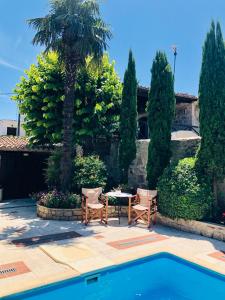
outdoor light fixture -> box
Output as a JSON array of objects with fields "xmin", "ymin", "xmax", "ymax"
[{"xmin": 171, "ymin": 45, "xmax": 178, "ymax": 81}]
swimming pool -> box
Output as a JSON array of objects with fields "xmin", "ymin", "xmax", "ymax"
[{"xmin": 3, "ymin": 252, "xmax": 225, "ymax": 300}]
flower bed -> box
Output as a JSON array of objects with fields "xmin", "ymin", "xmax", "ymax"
[{"xmin": 37, "ymin": 204, "xmax": 128, "ymax": 221}]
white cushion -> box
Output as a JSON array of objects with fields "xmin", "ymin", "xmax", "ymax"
[
  {"xmin": 133, "ymin": 204, "xmax": 148, "ymax": 211},
  {"xmin": 88, "ymin": 203, "xmax": 104, "ymax": 210}
]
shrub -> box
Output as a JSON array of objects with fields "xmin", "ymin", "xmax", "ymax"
[
  {"xmin": 38, "ymin": 190, "xmax": 81, "ymax": 209},
  {"xmin": 45, "ymin": 150, "xmax": 61, "ymax": 189},
  {"xmin": 157, "ymin": 157, "xmax": 213, "ymax": 220},
  {"xmin": 73, "ymin": 155, "xmax": 107, "ymax": 189}
]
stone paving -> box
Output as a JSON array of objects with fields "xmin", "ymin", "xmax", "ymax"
[{"xmin": 1, "ymin": 199, "xmax": 225, "ymax": 297}]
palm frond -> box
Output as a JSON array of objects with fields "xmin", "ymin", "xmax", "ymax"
[{"xmin": 28, "ymin": 0, "xmax": 112, "ymax": 63}]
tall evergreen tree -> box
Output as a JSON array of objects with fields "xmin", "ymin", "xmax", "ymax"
[
  {"xmin": 196, "ymin": 21, "xmax": 225, "ymax": 202},
  {"xmin": 119, "ymin": 50, "xmax": 137, "ymax": 183},
  {"xmin": 147, "ymin": 51, "xmax": 175, "ymax": 189}
]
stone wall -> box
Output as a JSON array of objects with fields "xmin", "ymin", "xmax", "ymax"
[
  {"xmin": 157, "ymin": 213, "xmax": 225, "ymax": 242},
  {"xmin": 128, "ymin": 133, "xmax": 201, "ymax": 188},
  {"xmin": 173, "ymin": 102, "xmax": 192, "ymax": 129},
  {"xmin": 83, "ymin": 133, "xmax": 201, "ymax": 189},
  {"xmin": 37, "ymin": 204, "xmax": 128, "ymax": 221},
  {"xmin": 192, "ymin": 101, "xmax": 199, "ymax": 128}
]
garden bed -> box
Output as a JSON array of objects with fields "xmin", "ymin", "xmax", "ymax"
[
  {"xmin": 37, "ymin": 204, "xmax": 128, "ymax": 221},
  {"xmin": 157, "ymin": 213, "xmax": 225, "ymax": 242}
]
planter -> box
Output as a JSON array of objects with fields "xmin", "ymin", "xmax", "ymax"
[
  {"xmin": 37, "ymin": 204, "xmax": 81, "ymax": 221},
  {"xmin": 157, "ymin": 213, "xmax": 225, "ymax": 242},
  {"xmin": 37, "ymin": 204, "xmax": 128, "ymax": 221}
]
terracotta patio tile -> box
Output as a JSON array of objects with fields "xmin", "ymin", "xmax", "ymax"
[
  {"xmin": 0, "ymin": 261, "xmax": 30, "ymax": 279},
  {"xmin": 94, "ymin": 235, "xmax": 104, "ymax": 239},
  {"xmin": 208, "ymin": 251, "xmax": 225, "ymax": 262},
  {"xmin": 107, "ymin": 234, "xmax": 169, "ymax": 250}
]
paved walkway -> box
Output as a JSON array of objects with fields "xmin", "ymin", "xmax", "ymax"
[{"xmin": 1, "ymin": 200, "xmax": 225, "ymax": 297}]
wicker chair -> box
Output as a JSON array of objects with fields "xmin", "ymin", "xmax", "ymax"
[
  {"xmin": 82, "ymin": 187, "xmax": 108, "ymax": 225},
  {"xmin": 128, "ymin": 188, "xmax": 157, "ymax": 228}
]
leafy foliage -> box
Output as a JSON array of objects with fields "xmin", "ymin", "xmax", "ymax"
[
  {"xmin": 119, "ymin": 50, "xmax": 137, "ymax": 183},
  {"xmin": 45, "ymin": 150, "xmax": 62, "ymax": 189},
  {"xmin": 13, "ymin": 52, "xmax": 64, "ymax": 145},
  {"xmin": 147, "ymin": 52, "xmax": 175, "ymax": 189},
  {"xmin": 28, "ymin": 0, "xmax": 112, "ymax": 64},
  {"xmin": 73, "ymin": 155, "xmax": 107, "ymax": 189},
  {"xmin": 38, "ymin": 190, "xmax": 81, "ymax": 209},
  {"xmin": 13, "ymin": 53, "xmax": 122, "ymax": 145},
  {"xmin": 196, "ymin": 22, "xmax": 225, "ymax": 187},
  {"xmin": 157, "ymin": 158, "xmax": 213, "ymax": 220},
  {"xmin": 74, "ymin": 55, "xmax": 122, "ymax": 141}
]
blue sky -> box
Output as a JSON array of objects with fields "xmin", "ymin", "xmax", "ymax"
[{"xmin": 1, "ymin": 0, "xmax": 225, "ymax": 119}]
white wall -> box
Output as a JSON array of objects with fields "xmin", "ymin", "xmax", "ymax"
[{"xmin": 0, "ymin": 119, "xmax": 25, "ymax": 136}]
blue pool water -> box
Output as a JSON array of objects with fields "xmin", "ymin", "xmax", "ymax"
[{"xmin": 3, "ymin": 252, "xmax": 225, "ymax": 300}]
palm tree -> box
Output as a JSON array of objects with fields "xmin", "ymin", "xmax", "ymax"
[{"xmin": 28, "ymin": 0, "xmax": 111, "ymax": 191}]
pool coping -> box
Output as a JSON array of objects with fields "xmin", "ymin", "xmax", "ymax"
[{"xmin": 2, "ymin": 249, "xmax": 225, "ymax": 299}]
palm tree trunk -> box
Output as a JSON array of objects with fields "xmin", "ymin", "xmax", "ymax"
[{"xmin": 60, "ymin": 60, "xmax": 76, "ymax": 192}]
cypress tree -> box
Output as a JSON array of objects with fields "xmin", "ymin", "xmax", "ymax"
[
  {"xmin": 196, "ymin": 21, "xmax": 225, "ymax": 203},
  {"xmin": 147, "ymin": 51, "xmax": 175, "ymax": 189},
  {"xmin": 119, "ymin": 50, "xmax": 137, "ymax": 184}
]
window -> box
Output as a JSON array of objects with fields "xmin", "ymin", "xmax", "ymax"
[{"xmin": 7, "ymin": 127, "xmax": 17, "ymax": 136}]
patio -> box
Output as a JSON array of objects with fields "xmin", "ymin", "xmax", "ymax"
[{"xmin": 1, "ymin": 199, "xmax": 225, "ymax": 297}]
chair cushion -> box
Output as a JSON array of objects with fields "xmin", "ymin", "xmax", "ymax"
[
  {"xmin": 133, "ymin": 204, "xmax": 148, "ymax": 211},
  {"xmin": 82, "ymin": 187, "xmax": 102, "ymax": 204},
  {"xmin": 88, "ymin": 203, "xmax": 104, "ymax": 210}
]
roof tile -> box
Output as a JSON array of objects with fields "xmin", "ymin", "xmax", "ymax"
[{"xmin": 0, "ymin": 136, "xmax": 49, "ymax": 152}]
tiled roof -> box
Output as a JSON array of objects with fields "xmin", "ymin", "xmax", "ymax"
[
  {"xmin": 138, "ymin": 86, "xmax": 198, "ymax": 102},
  {"xmin": 0, "ymin": 136, "xmax": 50, "ymax": 152},
  {"xmin": 175, "ymin": 93, "xmax": 198, "ymax": 101},
  {"xmin": 175, "ymin": 93, "xmax": 198, "ymax": 104}
]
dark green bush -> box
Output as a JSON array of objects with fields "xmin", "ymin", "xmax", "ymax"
[
  {"xmin": 45, "ymin": 150, "xmax": 61, "ymax": 189},
  {"xmin": 45, "ymin": 153, "xmax": 108, "ymax": 191},
  {"xmin": 157, "ymin": 157, "xmax": 213, "ymax": 220},
  {"xmin": 73, "ymin": 155, "xmax": 107, "ymax": 189},
  {"xmin": 38, "ymin": 190, "xmax": 81, "ymax": 209}
]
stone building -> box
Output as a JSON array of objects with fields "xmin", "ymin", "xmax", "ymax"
[
  {"xmin": 128, "ymin": 133, "xmax": 201, "ymax": 189},
  {"xmin": 137, "ymin": 86, "xmax": 199, "ymax": 139}
]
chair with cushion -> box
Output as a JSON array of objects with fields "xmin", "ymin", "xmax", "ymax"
[
  {"xmin": 128, "ymin": 188, "xmax": 157, "ymax": 228},
  {"xmin": 82, "ymin": 187, "xmax": 108, "ymax": 225}
]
